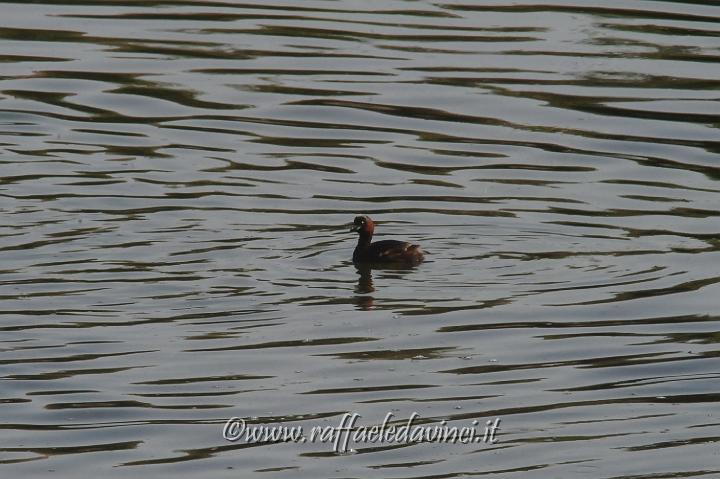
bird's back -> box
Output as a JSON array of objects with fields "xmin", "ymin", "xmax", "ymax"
[{"xmin": 355, "ymin": 239, "xmax": 424, "ymax": 264}]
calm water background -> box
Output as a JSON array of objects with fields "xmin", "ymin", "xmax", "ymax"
[{"xmin": 1, "ymin": 1, "xmax": 719, "ymax": 477}]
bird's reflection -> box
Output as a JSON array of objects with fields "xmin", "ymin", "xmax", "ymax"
[
  {"xmin": 355, "ymin": 264, "xmax": 375, "ymax": 294},
  {"xmin": 353, "ymin": 263, "xmax": 419, "ymax": 310}
]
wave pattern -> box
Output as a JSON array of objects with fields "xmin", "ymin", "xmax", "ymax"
[{"xmin": 1, "ymin": 1, "xmax": 719, "ymax": 476}]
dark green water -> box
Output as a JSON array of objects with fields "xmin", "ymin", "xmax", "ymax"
[{"xmin": 1, "ymin": 1, "xmax": 719, "ymax": 477}]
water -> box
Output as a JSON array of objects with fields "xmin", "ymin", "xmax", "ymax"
[{"xmin": 1, "ymin": 1, "xmax": 719, "ymax": 477}]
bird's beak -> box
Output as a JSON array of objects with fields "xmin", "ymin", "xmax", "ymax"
[{"xmin": 350, "ymin": 223, "xmax": 361, "ymax": 233}]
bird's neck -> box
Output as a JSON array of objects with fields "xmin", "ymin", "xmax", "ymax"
[{"xmin": 356, "ymin": 233, "xmax": 372, "ymax": 250}]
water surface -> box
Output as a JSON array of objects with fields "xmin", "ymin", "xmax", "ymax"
[{"xmin": 1, "ymin": 1, "xmax": 720, "ymax": 477}]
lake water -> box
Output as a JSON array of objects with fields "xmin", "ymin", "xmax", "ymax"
[{"xmin": 1, "ymin": 1, "xmax": 719, "ymax": 477}]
